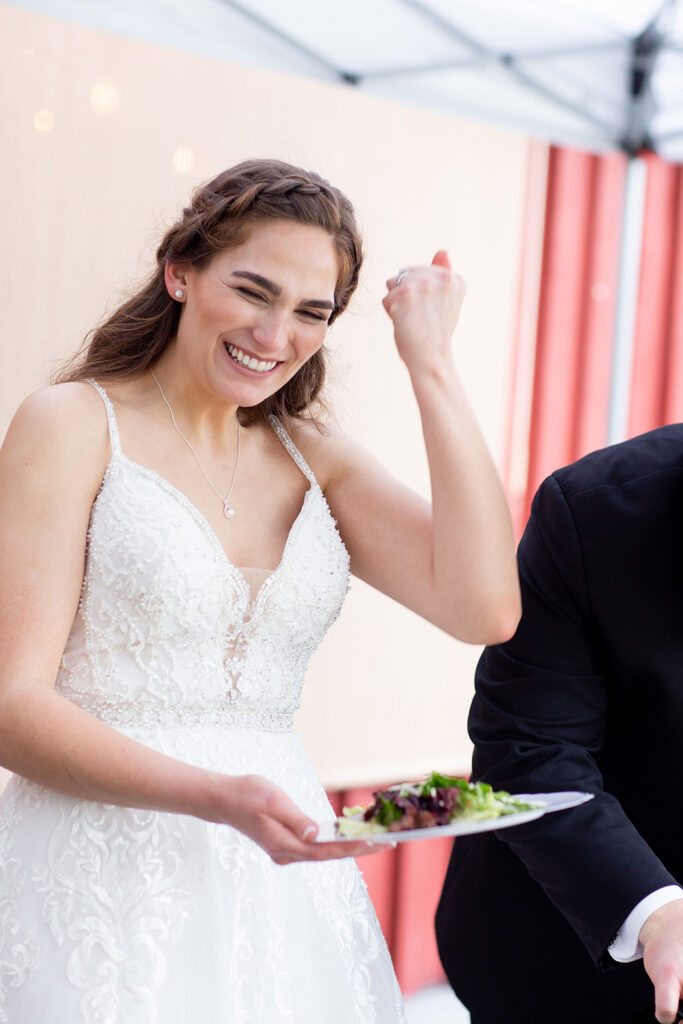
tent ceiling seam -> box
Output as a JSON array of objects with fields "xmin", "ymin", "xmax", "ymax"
[
  {"xmin": 215, "ymin": 0, "xmax": 350, "ymax": 82},
  {"xmin": 359, "ymin": 43, "xmax": 626, "ymax": 83},
  {"xmin": 391, "ymin": 0, "xmax": 618, "ymax": 140}
]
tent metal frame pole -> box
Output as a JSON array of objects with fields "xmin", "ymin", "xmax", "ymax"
[
  {"xmin": 214, "ymin": 0, "xmax": 352, "ymax": 81},
  {"xmin": 393, "ymin": 0, "xmax": 616, "ymax": 138},
  {"xmin": 607, "ymin": 155, "xmax": 648, "ymax": 445}
]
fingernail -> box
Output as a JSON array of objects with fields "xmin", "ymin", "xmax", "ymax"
[{"xmin": 301, "ymin": 825, "xmax": 317, "ymax": 841}]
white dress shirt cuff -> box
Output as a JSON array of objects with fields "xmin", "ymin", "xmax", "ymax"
[{"xmin": 609, "ymin": 886, "xmax": 683, "ymax": 963}]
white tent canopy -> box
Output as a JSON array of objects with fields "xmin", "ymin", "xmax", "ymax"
[{"xmin": 9, "ymin": 0, "xmax": 683, "ymax": 159}]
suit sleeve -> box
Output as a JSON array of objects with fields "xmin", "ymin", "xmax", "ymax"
[{"xmin": 470, "ymin": 472, "xmax": 678, "ymax": 969}]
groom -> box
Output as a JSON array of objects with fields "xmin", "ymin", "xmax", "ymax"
[{"xmin": 436, "ymin": 424, "xmax": 683, "ymax": 1024}]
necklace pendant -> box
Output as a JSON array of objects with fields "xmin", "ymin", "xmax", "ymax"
[{"xmin": 151, "ymin": 372, "xmax": 241, "ymax": 523}]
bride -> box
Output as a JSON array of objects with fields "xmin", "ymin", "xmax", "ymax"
[{"xmin": 0, "ymin": 158, "xmax": 520, "ymax": 1022}]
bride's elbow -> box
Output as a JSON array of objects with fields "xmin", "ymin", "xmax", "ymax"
[
  {"xmin": 478, "ymin": 574, "xmax": 522, "ymax": 645},
  {"xmin": 481, "ymin": 600, "xmax": 521, "ymax": 646},
  {"xmin": 445, "ymin": 588, "xmax": 522, "ymax": 646}
]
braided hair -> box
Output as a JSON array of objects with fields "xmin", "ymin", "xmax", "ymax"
[{"xmin": 55, "ymin": 159, "xmax": 364, "ymax": 422}]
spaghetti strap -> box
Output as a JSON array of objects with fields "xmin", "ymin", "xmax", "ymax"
[
  {"xmin": 268, "ymin": 415, "xmax": 317, "ymax": 487},
  {"xmin": 86, "ymin": 379, "xmax": 122, "ymax": 457}
]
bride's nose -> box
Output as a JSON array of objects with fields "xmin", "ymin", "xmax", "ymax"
[{"xmin": 251, "ymin": 309, "xmax": 288, "ymax": 353}]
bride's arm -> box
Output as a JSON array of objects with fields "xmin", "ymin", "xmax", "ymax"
[
  {"xmin": 0, "ymin": 385, "xmax": 365, "ymax": 865},
  {"xmin": 313, "ymin": 252, "xmax": 520, "ymax": 645}
]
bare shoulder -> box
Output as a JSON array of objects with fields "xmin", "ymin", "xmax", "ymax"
[
  {"xmin": 1, "ymin": 382, "xmax": 110, "ymax": 496},
  {"xmin": 281, "ymin": 416, "xmax": 378, "ymax": 491},
  {"xmin": 8, "ymin": 380, "xmax": 107, "ymax": 432}
]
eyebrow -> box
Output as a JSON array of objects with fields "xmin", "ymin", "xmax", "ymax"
[{"xmin": 230, "ymin": 270, "xmax": 335, "ymax": 311}]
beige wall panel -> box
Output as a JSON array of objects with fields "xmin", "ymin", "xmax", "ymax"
[{"xmin": 0, "ymin": 4, "xmax": 532, "ymax": 789}]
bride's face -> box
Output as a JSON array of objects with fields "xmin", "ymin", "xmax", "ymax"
[{"xmin": 169, "ymin": 219, "xmax": 339, "ymax": 407}]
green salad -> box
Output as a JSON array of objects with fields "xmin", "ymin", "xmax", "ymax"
[{"xmin": 338, "ymin": 772, "xmax": 539, "ymax": 837}]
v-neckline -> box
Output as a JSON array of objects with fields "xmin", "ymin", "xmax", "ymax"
[
  {"xmin": 108, "ymin": 453, "xmax": 317, "ymax": 608},
  {"xmin": 86, "ymin": 380, "xmax": 322, "ymax": 611}
]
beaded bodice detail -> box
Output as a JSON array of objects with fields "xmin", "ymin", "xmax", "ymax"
[{"xmin": 55, "ymin": 382, "xmax": 350, "ymax": 732}]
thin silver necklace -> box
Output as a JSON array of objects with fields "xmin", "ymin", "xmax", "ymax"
[{"xmin": 152, "ymin": 370, "xmax": 240, "ymax": 519}]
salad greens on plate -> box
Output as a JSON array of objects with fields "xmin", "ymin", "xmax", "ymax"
[{"xmin": 337, "ymin": 771, "xmax": 541, "ymax": 838}]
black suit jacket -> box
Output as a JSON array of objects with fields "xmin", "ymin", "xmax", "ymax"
[{"xmin": 436, "ymin": 426, "xmax": 683, "ymax": 1024}]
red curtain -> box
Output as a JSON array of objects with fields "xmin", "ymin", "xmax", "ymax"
[
  {"xmin": 629, "ymin": 155, "xmax": 683, "ymax": 435},
  {"xmin": 515, "ymin": 147, "xmax": 683, "ymax": 526},
  {"xmin": 521, "ymin": 146, "xmax": 625, "ymax": 521}
]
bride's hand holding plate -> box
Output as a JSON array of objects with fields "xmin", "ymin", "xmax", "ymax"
[{"xmin": 217, "ymin": 773, "xmax": 384, "ymax": 866}]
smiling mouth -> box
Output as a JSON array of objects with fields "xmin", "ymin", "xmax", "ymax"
[{"xmin": 225, "ymin": 343, "xmax": 280, "ymax": 374}]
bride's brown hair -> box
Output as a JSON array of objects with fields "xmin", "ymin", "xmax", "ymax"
[{"xmin": 54, "ymin": 158, "xmax": 363, "ymax": 422}]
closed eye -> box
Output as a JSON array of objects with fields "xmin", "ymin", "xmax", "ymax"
[
  {"xmin": 299, "ymin": 309, "xmax": 330, "ymax": 323},
  {"xmin": 236, "ymin": 287, "xmax": 267, "ymax": 302},
  {"xmin": 234, "ymin": 284, "xmax": 329, "ymax": 323}
]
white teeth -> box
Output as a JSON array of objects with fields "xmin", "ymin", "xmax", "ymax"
[{"xmin": 226, "ymin": 344, "xmax": 277, "ymax": 373}]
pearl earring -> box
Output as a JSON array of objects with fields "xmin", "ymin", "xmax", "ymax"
[{"xmin": 174, "ymin": 289, "xmax": 183, "ymax": 300}]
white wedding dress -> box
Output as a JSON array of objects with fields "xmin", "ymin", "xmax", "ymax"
[{"xmin": 0, "ymin": 382, "xmax": 405, "ymax": 1024}]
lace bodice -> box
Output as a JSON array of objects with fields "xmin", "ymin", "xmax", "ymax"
[{"xmin": 56, "ymin": 382, "xmax": 350, "ymax": 732}]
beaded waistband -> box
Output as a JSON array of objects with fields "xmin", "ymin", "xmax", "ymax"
[{"xmin": 67, "ymin": 694, "xmax": 295, "ymax": 733}]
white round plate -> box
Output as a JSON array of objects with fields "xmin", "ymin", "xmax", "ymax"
[{"xmin": 314, "ymin": 791, "xmax": 594, "ymax": 844}]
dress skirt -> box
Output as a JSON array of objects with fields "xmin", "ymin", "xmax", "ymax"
[{"xmin": 0, "ymin": 723, "xmax": 405, "ymax": 1024}]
